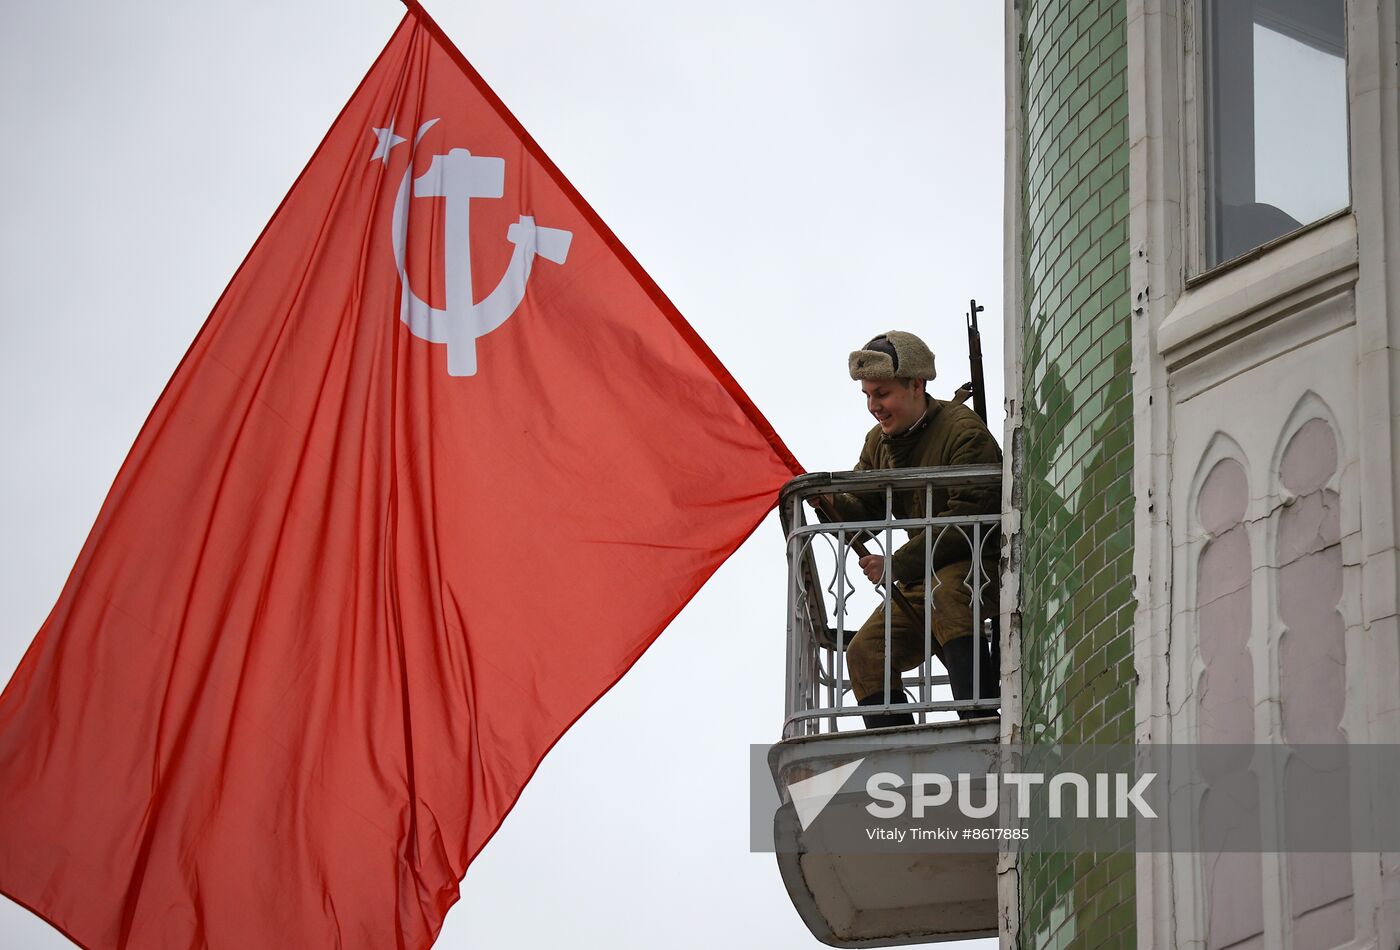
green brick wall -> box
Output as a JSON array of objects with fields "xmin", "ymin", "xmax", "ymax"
[{"xmin": 1017, "ymin": 0, "xmax": 1135, "ymax": 946}]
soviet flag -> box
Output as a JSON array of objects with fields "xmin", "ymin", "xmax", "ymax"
[{"xmin": 0, "ymin": 4, "xmax": 800, "ymax": 947}]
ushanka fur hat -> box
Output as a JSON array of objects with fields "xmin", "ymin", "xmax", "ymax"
[{"xmin": 848, "ymin": 331, "xmax": 937, "ymax": 381}]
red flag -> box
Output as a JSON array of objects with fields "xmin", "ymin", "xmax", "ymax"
[{"xmin": 0, "ymin": 6, "xmax": 799, "ymax": 947}]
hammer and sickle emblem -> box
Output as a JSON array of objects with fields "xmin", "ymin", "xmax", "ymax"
[{"xmin": 391, "ymin": 142, "xmax": 572, "ymax": 376}]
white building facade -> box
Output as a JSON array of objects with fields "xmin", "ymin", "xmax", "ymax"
[
  {"xmin": 1128, "ymin": 0, "xmax": 1400, "ymax": 947},
  {"xmin": 1001, "ymin": 0, "xmax": 1400, "ymax": 946}
]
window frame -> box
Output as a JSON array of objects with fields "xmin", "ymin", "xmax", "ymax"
[{"xmin": 1184, "ymin": 0, "xmax": 1354, "ymax": 285}]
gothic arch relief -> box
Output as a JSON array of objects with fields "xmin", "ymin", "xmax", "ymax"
[
  {"xmin": 1175, "ymin": 430, "xmax": 1254, "ymax": 734},
  {"xmin": 1272, "ymin": 411, "xmax": 1354, "ymax": 947},
  {"xmin": 1269, "ymin": 391, "xmax": 1347, "ymax": 510},
  {"xmin": 1190, "ymin": 449, "xmax": 1265, "ymax": 950},
  {"xmin": 1194, "ymin": 455, "xmax": 1254, "ymax": 746},
  {"xmin": 1273, "ymin": 413, "xmax": 1346, "ymax": 744}
]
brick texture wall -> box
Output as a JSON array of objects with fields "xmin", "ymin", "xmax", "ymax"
[{"xmin": 1017, "ymin": 0, "xmax": 1135, "ymax": 945}]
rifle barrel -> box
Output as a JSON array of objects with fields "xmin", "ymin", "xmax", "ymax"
[{"xmin": 967, "ymin": 298, "xmax": 988, "ymax": 424}]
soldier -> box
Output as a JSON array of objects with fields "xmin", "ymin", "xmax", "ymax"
[{"xmin": 821, "ymin": 331, "xmax": 1001, "ymax": 728}]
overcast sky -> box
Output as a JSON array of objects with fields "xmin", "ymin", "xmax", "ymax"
[{"xmin": 0, "ymin": 1, "xmax": 1005, "ymax": 946}]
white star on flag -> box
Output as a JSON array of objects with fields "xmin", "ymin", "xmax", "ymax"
[{"xmin": 369, "ymin": 123, "xmax": 407, "ymax": 164}]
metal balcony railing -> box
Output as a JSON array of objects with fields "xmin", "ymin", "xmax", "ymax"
[{"xmin": 779, "ymin": 465, "xmax": 1002, "ymax": 739}]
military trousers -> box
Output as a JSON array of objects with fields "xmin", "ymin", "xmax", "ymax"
[{"xmin": 846, "ymin": 559, "xmax": 998, "ymax": 702}]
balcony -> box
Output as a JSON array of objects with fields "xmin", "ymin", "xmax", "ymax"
[{"xmin": 768, "ymin": 465, "xmax": 1004, "ymax": 946}]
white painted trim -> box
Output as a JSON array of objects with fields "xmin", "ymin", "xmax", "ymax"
[
  {"xmin": 1168, "ymin": 284, "xmax": 1355, "ymax": 402},
  {"xmin": 1159, "ymin": 214, "xmax": 1359, "ymax": 368},
  {"xmin": 1344, "ymin": 2, "xmax": 1400, "ymax": 940},
  {"xmin": 1127, "ymin": 0, "xmax": 1184, "ymax": 946},
  {"xmin": 998, "ymin": 1, "xmax": 1025, "ymax": 946}
]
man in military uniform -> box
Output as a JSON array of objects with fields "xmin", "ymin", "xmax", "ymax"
[{"xmin": 822, "ymin": 331, "xmax": 1001, "ymax": 728}]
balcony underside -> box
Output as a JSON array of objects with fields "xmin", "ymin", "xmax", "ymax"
[{"xmin": 769, "ymin": 718, "xmax": 1001, "ymax": 947}]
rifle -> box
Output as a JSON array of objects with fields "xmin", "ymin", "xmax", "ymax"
[
  {"xmin": 953, "ymin": 298, "xmax": 1001, "ymax": 690},
  {"xmin": 961, "ymin": 298, "xmax": 988, "ymax": 424}
]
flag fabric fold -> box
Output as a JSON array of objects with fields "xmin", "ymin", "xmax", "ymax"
[{"xmin": 0, "ymin": 6, "xmax": 800, "ymax": 947}]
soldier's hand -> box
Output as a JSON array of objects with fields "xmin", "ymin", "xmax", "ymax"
[
  {"xmin": 809, "ymin": 493, "xmax": 834, "ymax": 513},
  {"xmin": 857, "ymin": 554, "xmax": 886, "ymax": 584}
]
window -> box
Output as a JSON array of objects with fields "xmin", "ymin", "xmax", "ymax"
[{"xmin": 1202, "ymin": 0, "xmax": 1349, "ymax": 269}]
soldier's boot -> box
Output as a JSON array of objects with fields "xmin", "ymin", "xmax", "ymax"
[
  {"xmin": 943, "ymin": 636, "xmax": 999, "ymax": 721},
  {"xmin": 857, "ymin": 690, "xmax": 915, "ymax": 729}
]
